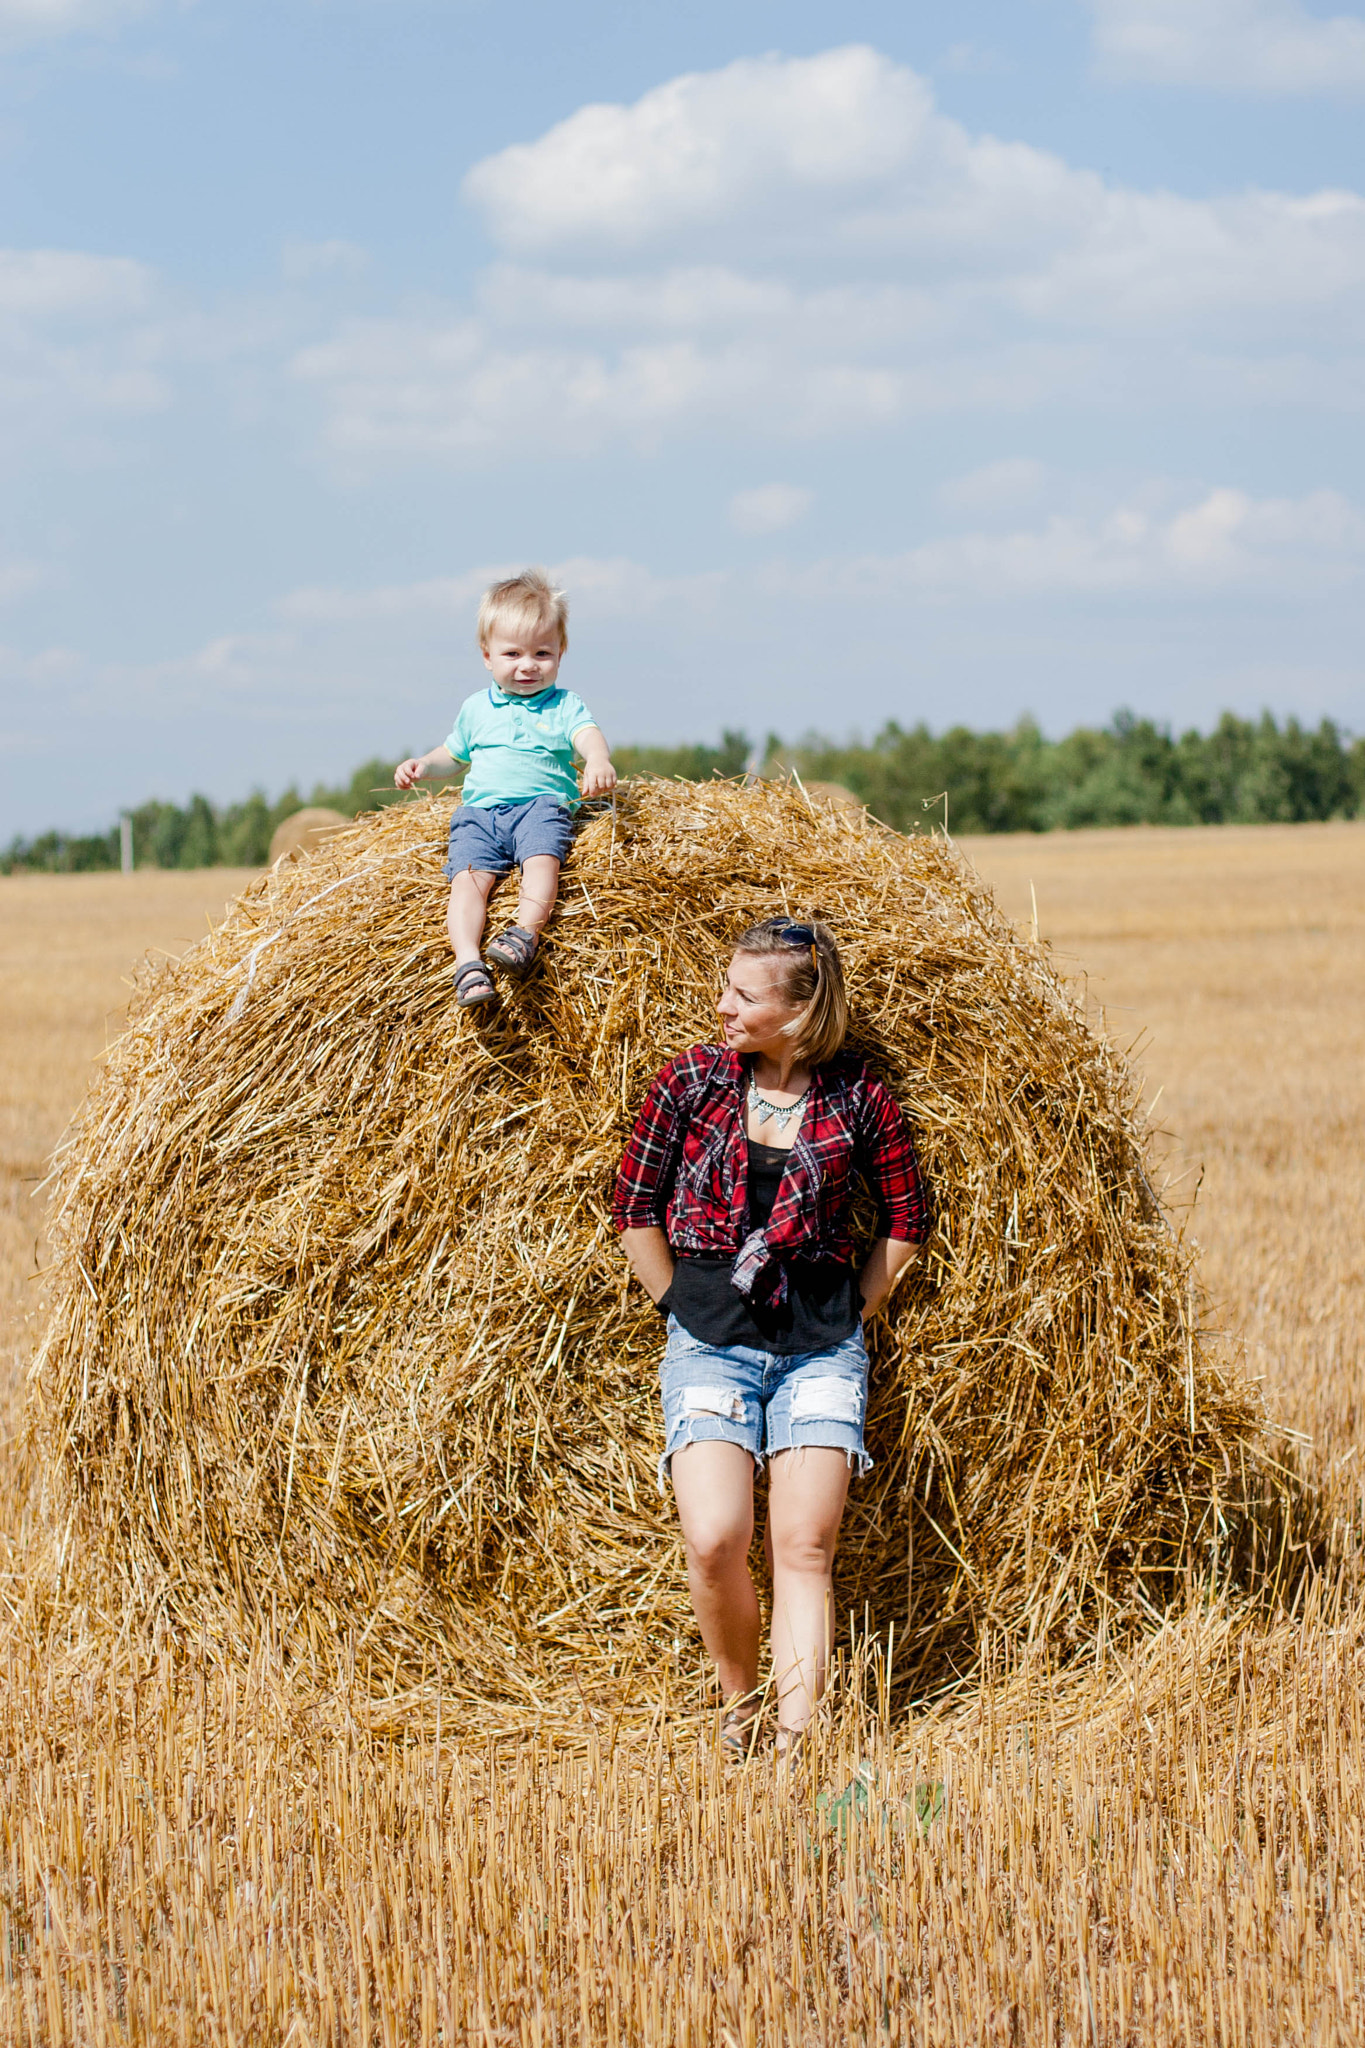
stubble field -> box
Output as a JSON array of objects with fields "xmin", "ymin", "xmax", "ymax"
[{"xmin": 2, "ymin": 821, "xmax": 1364, "ymax": 2045}]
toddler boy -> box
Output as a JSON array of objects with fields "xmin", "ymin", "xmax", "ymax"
[{"xmin": 394, "ymin": 568, "xmax": 617, "ymax": 1007}]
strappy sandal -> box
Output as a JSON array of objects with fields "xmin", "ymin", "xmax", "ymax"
[
  {"xmin": 453, "ymin": 960, "xmax": 497, "ymax": 1008},
  {"xmin": 720, "ymin": 1708, "xmax": 760, "ymax": 1767},
  {"xmin": 774, "ymin": 1725, "xmax": 809, "ymax": 1781},
  {"xmin": 485, "ymin": 925, "xmax": 539, "ymax": 973}
]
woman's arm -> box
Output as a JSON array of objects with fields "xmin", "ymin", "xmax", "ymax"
[
  {"xmin": 612, "ymin": 1057, "xmax": 690, "ymax": 1239},
  {"xmin": 852, "ymin": 1074, "xmax": 932, "ymax": 1321},
  {"xmin": 621, "ymin": 1226, "xmax": 676, "ymax": 1305},
  {"xmin": 857, "ymin": 1236, "xmax": 923, "ymax": 1319}
]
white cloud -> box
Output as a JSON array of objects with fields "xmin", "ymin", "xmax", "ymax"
[
  {"xmin": 281, "ymin": 238, "xmax": 369, "ymax": 284},
  {"xmin": 290, "ymin": 48, "xmax": 1365, "ymax": 465},
  {"xmin": 475, "ymin": 262, "xmax": 798, "ymax": 335},
  {"xmin": 462, "ymin": 47, "xmax": 935, "ymax": 258},
  {"xmin": 543, "ymin": 553, "xmax": 731, "ymax": 614},
  {"xmin": 938, "ymin": 458, "xmax": 1048, "ymax": 515},
  {"xmin": 0, "ymin": 0, "xmax": 161, "ymax": 44},
  {"xmin": 278, "ymin": 488, "xmax": 1365, "ymax": 640},
  {"xmin": 0, "ymin": 248, "xmax": 170, "ymax": 427},
  {"xmin": 0, "ymin": 559, "xmax": 44, "ymax": 604},
  {"xmin": 291, "ymin": 313, "xmax": 921, "ymax": 456},
  {"xmin": 1089, "ymin": 0, "xmax": 1365, "ymax": 94},
  {"xmin": 278, "ymin": 556, "xmax": 728, "ymax": 629},
  {"xmin": 937, "ymin": 41, "xmax": 1010, "ymax": 76},
  {"xmin": 790, "ymin": 486, "xmax": 1365, "ymax": 599},
  {"xmin": 292, "ymin": 288, "xmax": 1363, "ymax": 467},
  {"xmin": 728, "ymin": 483, "xmax": 814, "ymax": 535},
  {"xmin": 0, "ymin": 248, "xmax": 151, "ymax": 319},
  {"xmin": 461, "ymin": 46, "xmax": 1365, "ymax": 322},
  {"xmin": 0, "ymin": 243, "xmax": 366, "ymax": 455},
  {"xmin": 277, "ymin": 567, "xmax": 501, "ymax": 623}
]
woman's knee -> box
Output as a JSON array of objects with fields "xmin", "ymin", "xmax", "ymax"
[
  {"xmin": 769, "ymin": 1524, "xmax": 838, "ymax": 1579},
  {"xmin": 683, "ymin": 1517, "xmax": 752, "ymax": 1581}
]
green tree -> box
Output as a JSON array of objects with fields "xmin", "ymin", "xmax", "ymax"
[
  {"xmin": 613, "ymin": 728, "xmax": 751, "ymax": 781},
  {"xmin": 218, "ymin": 792, "xmax": 274, "ymax": 865},
  {"xmin": 311, "ymin": 757, "xmax": 410, "ymax": 815}
]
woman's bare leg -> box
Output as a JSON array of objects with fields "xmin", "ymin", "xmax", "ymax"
[
  {"xmin": 447, "ymin": 869, "xmax": 499, "ymax": 964},
  {"xmin": 766, "ymin": 1447, "xmax": 851, "ymax": 1737},
  {"xmin": 670, "ymin": 1441, "xmax": 760, "ymax": 1712}
]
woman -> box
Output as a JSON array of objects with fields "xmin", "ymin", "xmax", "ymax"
[{"xmin": 613, "ymin": 916, "xmax": 929, "ymax": 1762}]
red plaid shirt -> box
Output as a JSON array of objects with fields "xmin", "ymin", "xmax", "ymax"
[{"xmin": 612, "ymin": 1044, "xmax": 929, "ymax": 1306}]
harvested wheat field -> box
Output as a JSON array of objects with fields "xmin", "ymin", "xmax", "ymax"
[{"xmin": 2, "ymin": 806, "xmax": 1364, "ymax": 2044}]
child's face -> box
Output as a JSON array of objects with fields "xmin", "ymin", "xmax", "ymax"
[{"xmin": 482, "ymin": 615, "xmax": 564, "ymax": 696}]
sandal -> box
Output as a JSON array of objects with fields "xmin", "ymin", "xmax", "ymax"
[
  {"xmin": 774, "ymin": 1726, "xmax": 809, "ymax": 1780},
  {"xmin": 453, "ymin": 960, "xmax": 497, "ymax": 1008},
  {"xmin": 485, "ymin": 925, "xmax": 539, "ymax": 973},
  {"xmin": 720, "ymin": 1706, "xmax": 760, "ymax": 1767}
]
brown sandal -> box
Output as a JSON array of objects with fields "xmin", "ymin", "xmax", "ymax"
[
  {"xmin": 720, "ymin": 1707, "xmax": 760, "ymax": 1766},
  {"xmin": 774, "ymin": 1726, "xmax": 809, "ymax": 1780}
]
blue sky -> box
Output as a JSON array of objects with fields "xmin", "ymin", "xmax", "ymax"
[{"xmin": 2, "ymin": 0, "xmax": 1364, "ymax": 834}]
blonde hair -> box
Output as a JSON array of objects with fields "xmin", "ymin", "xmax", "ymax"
[
  {"xmin": 732, "ymin": 916, "xmax": 848, "ymax": 1068},
  {"xmin": 477, "ymin": 568, "xmax": 569, "ymax": 654}
]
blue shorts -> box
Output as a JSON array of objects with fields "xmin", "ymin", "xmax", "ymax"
[
  {"xmin": 657, "ymin": 1317, "xmax": 871, "ymax": 1489},
  {"xmin": 443, "ymin": 796, "xmax": 575, "ymax": 879}
]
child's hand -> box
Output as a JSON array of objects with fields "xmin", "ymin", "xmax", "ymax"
[
  {"xmin": 581, "ymin": 760, "xmax": 618, "ymax": 799},
  {"xmin": 394, "ymin": 758, "xmax": 424, "ymax": 790}
]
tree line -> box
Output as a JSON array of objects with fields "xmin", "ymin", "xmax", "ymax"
[
  {"xmin": 4, "ymin": 711, "xmax": 1363, "ymax": 873},
  {"xmin": 1, "ymin": 760, "xmax": 406, "ymax": 875}
]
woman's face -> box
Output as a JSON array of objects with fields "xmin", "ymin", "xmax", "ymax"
[{"xmin": 717, "ymin": 950, "xmax": 804, "ymax": 1057}]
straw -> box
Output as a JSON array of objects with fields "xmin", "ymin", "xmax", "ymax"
[{"xmin": 29, "ymin": 777, "xmax": 1299, "ymax": 1716}]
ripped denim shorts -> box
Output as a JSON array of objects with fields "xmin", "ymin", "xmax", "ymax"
[{"xmin": 657, "ymin": 1316, "xmax": 871, "ymax": 1490}]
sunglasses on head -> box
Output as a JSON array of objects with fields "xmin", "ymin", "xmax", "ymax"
[{"xmin": 766, "ymin": 919, "xmax": 819, "ymax": 971}]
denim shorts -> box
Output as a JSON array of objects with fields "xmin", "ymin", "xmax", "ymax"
[
  {"xmin": 657, "ymin": 1316, "xmax": 871, "ymax": 1489},
  {"xmin": 443, "ymin": 796, "xmax": 575, "ymax": 879}
]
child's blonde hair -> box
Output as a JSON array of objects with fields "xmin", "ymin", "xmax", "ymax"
[{"xmin": 477, "ymin": 568, "xmax": 569, "ymax": 654}]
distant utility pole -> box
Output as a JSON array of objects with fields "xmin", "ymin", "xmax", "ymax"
[{"xmin": 119, "ymin": 813, "xmax": 133, "ymax": 875}]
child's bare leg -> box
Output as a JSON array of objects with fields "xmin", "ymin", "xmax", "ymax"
[
  {"xmin": 447, "ymin": 869, "xmax": 500, "ymax": 964},
  {"xmin": 512, "ymin": 854, "xmax": 561, "ymax": 937}
]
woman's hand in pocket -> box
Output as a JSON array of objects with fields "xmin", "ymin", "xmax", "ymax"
[
  {"xmin": 621, "ymin": 1226, "xmax": 677, "ymax": 1305},
  {"xmin": 857, "ymin": 1237, "xmax": 923, "ymax": 1319}
]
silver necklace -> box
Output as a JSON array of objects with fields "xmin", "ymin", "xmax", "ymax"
[{"xmin": 747, "ymin": 1076, "xmax": 810, "ymax": 1136}]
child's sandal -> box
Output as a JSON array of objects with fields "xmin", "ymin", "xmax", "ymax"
[
  {"xmin": 453, "ymin": 960, "xmax": 497, "ymax": 1008},
  {"xmin": 485, "ymin": 926, "xmax": 539, "ymax": 972}
]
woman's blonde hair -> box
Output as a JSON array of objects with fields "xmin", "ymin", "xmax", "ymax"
[
  {"xmin": 477, "ymin": 567, "xmax": 569, "ymax": 654},
  {"xmin": 732, "ymin": 915, "xmax": 848, "ymax": 1068}
]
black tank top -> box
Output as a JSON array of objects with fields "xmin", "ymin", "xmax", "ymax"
[{"xmin": 660, "ymin": 1139, "xmax": 862, "ymax": 1355}]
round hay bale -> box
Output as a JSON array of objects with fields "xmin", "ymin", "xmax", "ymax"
[
  {"xmin": 34, "ymin": 781, "xmax": 1285, "ymax": 1712},
  {"xmin": 801, "ymin": 779, "xmax": 864, "ymax": 814},
  {"xmin": 267, "ymin": 806, "xmax": 349, "ymax": 866}
]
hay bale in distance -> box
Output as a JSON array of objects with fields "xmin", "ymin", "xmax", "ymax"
[
  {"xmin": 35, "ymin": 781, "xmax": 1284, "ymax": 1712},
  {"xmin": 801, "ymin": 779, "xmax": 864, "ymax": 814},
  {"xmin": 268, "ymin": 807, "xmax": 349, "ymax": 866}
]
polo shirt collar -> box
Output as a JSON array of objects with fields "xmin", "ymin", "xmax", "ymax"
[{"xmin": 488, "ymin": 683, "xmax": 556, "ymax": 709}]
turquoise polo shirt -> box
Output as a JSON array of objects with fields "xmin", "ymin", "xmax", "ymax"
[{"xmin": 444, "ymin": 684, "xmax": 596, "ymax": 811}]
